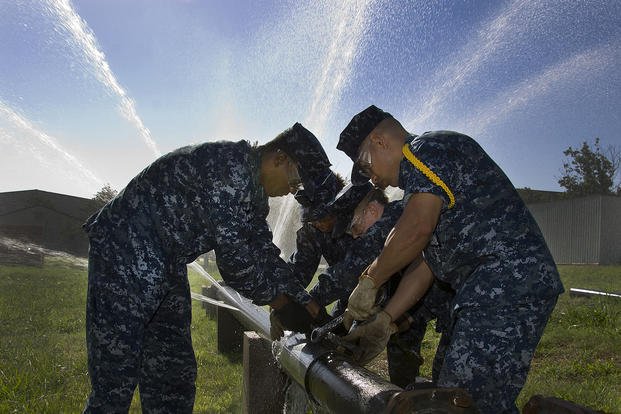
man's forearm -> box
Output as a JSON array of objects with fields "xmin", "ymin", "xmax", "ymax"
[
  {"xmin": 366, "ymin": 225, "xmax": 429, "ymax": 286},
  {"xmin": 384, "ymin": 259, "xmax": 434, "ymax": 321},
  {"xmin": 366, "ymin": 192, "xmax": 442, "ymax": 286}
]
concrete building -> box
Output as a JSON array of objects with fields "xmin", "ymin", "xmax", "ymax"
[
  {"xmin": 528, "ymin": 195, "xmax": 621, "ymax": 265},
  {"xmin": 0, "ymin": 189, "xmax": 100, "ymax": 257}
]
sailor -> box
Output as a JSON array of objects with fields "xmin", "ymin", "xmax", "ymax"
[
  {"xmin": 83, "ymin": 123, "xmax": 332, "ymax": 413},
  {"xmin": 338, "ymin": 105, "xmax": 563, "ymax": 413}
]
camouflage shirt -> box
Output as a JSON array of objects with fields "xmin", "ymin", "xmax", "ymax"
[
  {"xmin": 288, "ymin": 223, "xmax": 353, "ymax": 288},
  {"xmin": 310, "ymin": 201, "xmax": 405, "ymax": 306},
  {"xmin": 399, "ymin": 131, "xmax": 564, "ymax": 308},
  {"xmin": 84, "ymin": 140, "xmax": 310, "ymax": 306}
]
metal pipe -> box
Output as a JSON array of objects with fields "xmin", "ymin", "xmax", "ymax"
[
  {"xmin": 211, "ymin": 284, "xmax": 272, "ymax": 340},
  {"xmin": 190, "ymin": 264, "xmax": 479, "ymax": 413},
  {"xmin": 569, "ymin": 287, "xmax": 621, "ymax": 299},
  {"xmin": 189, "ymin": 263, "xmax": 403, "ymax": 412},
  {"xmin": 273, "ymin": 334, "xmax": 402, "ymax": 413}
]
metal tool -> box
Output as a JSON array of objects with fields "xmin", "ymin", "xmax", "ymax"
[{"xmin": 310, "ymin": 284, "xmax": 390, "ymax": 344}]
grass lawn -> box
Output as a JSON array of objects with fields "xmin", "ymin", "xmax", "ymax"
[
  {"xmin": 518, "ymin": 266, "xmax": 621, "ymax": 411},
  {"xmin": 0, "ymin": 258, "xmax": 241, "ymax": 413},
  {"xmin": 410, "ymin": 265, "xmax": 621, "ymax": 412},
  {"xmin": 0, "ymin": 259, "xmax": 619, "ymax": 413}
]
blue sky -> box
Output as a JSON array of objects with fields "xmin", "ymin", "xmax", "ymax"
[{"xmin": 1, "ymin": 0, "xmax": 620, "ymax": 198}]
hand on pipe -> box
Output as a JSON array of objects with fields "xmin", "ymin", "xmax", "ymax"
[{"xmin": 343, "ymin": 310, "xmax": 397, "ymax": 365}]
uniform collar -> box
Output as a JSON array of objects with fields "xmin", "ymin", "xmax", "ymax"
[
  {"xmin": 398, "ymin": 134, "xmax": 417, "ymax": 189},
  {"xmin": 249, "ymin": 144, "xmax": 268, "ymax": 205}
]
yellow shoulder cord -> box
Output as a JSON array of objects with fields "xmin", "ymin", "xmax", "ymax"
[{"xmin": 402, "ymin": 144, "xmax": 455, "ymax": 209}]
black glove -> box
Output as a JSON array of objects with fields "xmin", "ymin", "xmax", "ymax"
[
  {"xmin": 269, "ymin": 310, "xmax": 285, "ymax": 340},
  {"xmin": 271, "ymin": 301, "xmax": 314, "ymax": 336},
  {"xmin": 313, "ymin": 306, "xmax": 331, "ymax": 328},
  {"xmin": 271, "ymin": 301, "xmax": 331, "ymax": 338}
]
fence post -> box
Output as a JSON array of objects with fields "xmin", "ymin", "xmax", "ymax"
[
  {"xmin": 202, "ymin": 284, "xmax": 218, "ymax": 319},
  {"xmin": 217, "ymin": 306, "xmax": 245, "ymax": 354},
  {"xmin": 242, "ymin": 331, "xmax": 286, "ymax": 414}
]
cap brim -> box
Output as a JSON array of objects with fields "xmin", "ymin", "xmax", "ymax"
[
  {"xmin": 350, "ymin": 164, "xmax": 370, "ymax": 186},
  {"xmin": 302, "ymin": 207, "xmax": 331, "ymax": 223},
  {"xmin": 332, "ymin": 212, "xmax": 353, "ymax": 238}
]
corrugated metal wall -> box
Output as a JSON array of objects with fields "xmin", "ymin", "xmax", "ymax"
[
  {"xmin": 528, "ymin": 196, "xmax": 621, "ymax": 264},
  {"xmin": 600, "ymin": 197, "xmax": 621, "ymax": 265}
]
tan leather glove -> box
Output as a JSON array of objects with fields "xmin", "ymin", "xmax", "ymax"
[
  {"xmin": 342, "ymin": 310, "xmax": 397, "ymax": 365},
  {"xmin": 346, "ymin": 274, "xmax": 378, "ymax": 321},
  {"xmin": 342, "ymin": 305, "xmax": 382, "ymax": 331}
]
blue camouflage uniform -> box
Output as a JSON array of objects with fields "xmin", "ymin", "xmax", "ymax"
[
  {"xmin": 298, "ymin": 183, "xmax": 451, "ymax": 388},
  {"xmin": 82, "ymin": 124, "xmax": 329, "ymax": 413},
  {"xmin": 386, "ymin": 275, "xmax": 454, "ymax": 388},
  {"xmin": 397, "ymin": 131, "xmax": 564, "ymax": 413},
  {"xmin": 289, "ymin": 182, "xmax": 383, "ymax": 314},
  {"xmin": 296, "ymin": 179, "xmax": 453, "ymax": 388},
  {"xmin": 289, "ymin": 171, "xmax": 350, "ymax": 289},
  {"xmin": 341, "ymin": 197, "xmax": 454, "ymax": 389},
  {"xmin": 288, "ymin": 223, "xmax": 352, "ymax": 290},
  {"xmin": 311, "ymin": 198, "xmax": 402, "ymax": 313}
]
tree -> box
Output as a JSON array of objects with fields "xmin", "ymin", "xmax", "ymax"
[
  {"xmin": 558, "ymin": 138, "xmax": 620, "ymax": 196},
  {"xmin": 92, "ymin": 183, "xmax": 118, "ymax": 207}
]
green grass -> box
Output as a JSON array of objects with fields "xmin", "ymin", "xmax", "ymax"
[
  {"xmin": 517, "ymin": 265, "xmax": 621, "ymax": 412},
  {"xmin": 1, "ymin": 261, "xmax": 619, "ymax": 413},
  {"xmin": 0, "ymin": 257, "xmax": 241, "ymax": 413},
  {"xmin": 409, "ymin": 264, "xmax": 621, "ymax": 413}
]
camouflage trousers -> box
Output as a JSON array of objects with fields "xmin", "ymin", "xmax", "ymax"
[
  {"xmin": 388, "ymin": 280, "xmax": 453, "ymax": 388},
  {"xmin": 83, "ymin": 236, "xmax": 197, "ymax": 414},
  {"xmin": 387, "ymin": 318, "xmax": 426, "ymax": 388},
  {"xmin": 387, "ymin": 316, "xmax": 451, "ymax": 388},
  {"xmin": 436, "ymin": 297, "xmax": 558, "ymax": 414}
]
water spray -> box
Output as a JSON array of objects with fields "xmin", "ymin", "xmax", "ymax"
[
  {"xmin": 0, "ymin": 101, "xmax": 103, "ymax": 189},
  {"xmin": 44, "ymin": 0, "xmax": 161, "ymax": 156},
  {"xmin": 187, "ymin": 261, "xmax": 270, "ymax": 339},
  {"xmin": 189, "ymin": 292, "xmax": 240, "ymax": 312},
  {"xmin": 0, "ymin": 236, "xmax": 88, "ymax": 268},
  {"xmin": 272, "ymin": 0, "xmax": 374, "ymax": 251}
]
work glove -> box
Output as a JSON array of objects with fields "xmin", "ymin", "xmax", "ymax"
[
  {"xmin": 343, "ymin": 310, "xmax": 397, "ymax": 365},
  {"xmin": 269, "ymin": 310, "xmax": 286, "ymax": 340},
  {"xmin": 342, "ymin": 273, "xmax": 379, "ymax": 329},
  {"xmin": 270, "ymin": 300, "xmax": 330, "ymax": 340}
]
